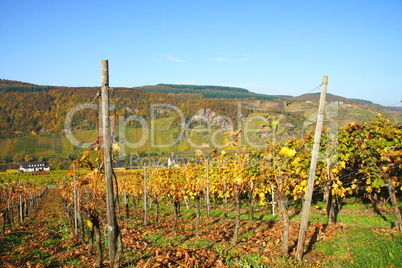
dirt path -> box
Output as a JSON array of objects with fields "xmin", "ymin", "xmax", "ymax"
[{"xmin": 0, "ymin": 189, "xmax": 86, "ymax": 268}]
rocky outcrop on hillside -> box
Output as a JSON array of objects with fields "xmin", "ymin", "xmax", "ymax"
[{"xmin": 191, "ymin": 108, "xmax": 233, "ymax": 130}]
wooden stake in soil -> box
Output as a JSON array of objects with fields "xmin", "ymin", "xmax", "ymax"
[
  {"xmin": 205, "ymin": 159, "xmax": 211, "ymax": 217},
  {"xmin": 143, "ymin": 164, "xmax": 148, "ymax": 226},
  {"xmin": 296, "ymin": 76, "xmax": 328, "ymax": 259},
  {"xmin": 73, "ymin": 165, "xmax": 78, "ymax": 235},
  {"xmin": 101, "ymin": 60, "xmax": 122, "ymax": 267}
]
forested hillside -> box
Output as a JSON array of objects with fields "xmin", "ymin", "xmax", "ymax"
[
  {"xmin": 140, "ymin": 83, "xmax": 290, "ymax": 100},
  {"xmin": 0, "ymin": 80, "xmax": 252, "ymax": 139},
  {"xmin": 1, "ymin": 79, "xmax": 401, "ymax": 160}
]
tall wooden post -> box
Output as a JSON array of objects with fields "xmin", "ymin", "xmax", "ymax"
[
  {"xmin": 143, "ymin": 164, "xmax": 148, "ymax": 226},
  {"xmin": 73, "ymin": 165, "xmax": 78, "ymax": 235},
  {"xmin": 205, "ymin": 159, "xmax": 211, "ymax": 217},
  {"xmin": 101, "ymin": 60, "xmax": 121, "ymax": 267},
  {"xmin": 19, "ymin": 194, "xmax": 23, "ymax": 222},
  {"xmin": 271, "ymin": 187, "xmax": 275, "ymax": 216},
  {"xmin": 296, "ymin": 76, "xmax": 328, "ymax": 259}
]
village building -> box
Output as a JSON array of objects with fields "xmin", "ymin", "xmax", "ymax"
[
  {"xmin": 167, "ymin": 156, "xmax": 188, "ymax": 167},
  {"xmin": 19, "ymin": 161, "xmax": 50, "ymax": 172}
]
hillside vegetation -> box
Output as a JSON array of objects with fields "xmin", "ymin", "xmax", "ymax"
[
  {"xmin": 139, "ymin": 83, "xmax": 290, "ymax": 100},
  {"xmin": 0, "ymin": 80, "xmax": 253, "ymax": 138},
  {"xmin": 0, "ymin": 79, "xmax": 401, "ymax": 160}
]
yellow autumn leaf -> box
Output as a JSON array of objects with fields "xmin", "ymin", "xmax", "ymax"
[
  {"xmin": 86, "ymin": 219, "xmax": 93, "ymax": 228},
  {"xmin": 279, "ymin": 147, "xmax": 296, "ymax": 157},
  {"xmin": 339, "ymin": 161, "xmax": 346, "ymax": 169},
  {"xmin": 235, "ymin": 176, "xmax": 243, "ymax": 184}
]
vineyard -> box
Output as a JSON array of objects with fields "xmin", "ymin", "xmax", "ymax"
[
  {"xmin": 0, "ymin": 170, "xmax": 67, "ymax": 238},
  {"xmin": 0, "ymin": 181, "xmax": 47, "ymax": 235},
  {"xmin": 0, "ymin": 115, "xmax": 401, "ymax": 267},
  {"xmin": 0, "ymin": 170, "xmax": 68, "ymax": 185}
]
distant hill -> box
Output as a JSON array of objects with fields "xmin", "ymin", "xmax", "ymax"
[
  {"xmin": 157, "ymin": 84, "xmax": 250, "ymax": 93},
  {"xmin": 0, "ymin": 79, "xmax": 55, "ymax": 92},
  {"xmin": 0, "ymin": 79, "xmax": 401, "ymax": 160},
  {"xmin": 0, "ymin": 80, "xmax": 290, "ymax": 100},
  {"xmin": 288, "ymin": 92, "xmax": 373, "ymax": 104},
  {"xmin": 0, "ymin": 79, "xmax": 40, "ymax": 87},
  {"xmin": 138, "ymin": 84, "xmax": 291, "ymax": 101},
  {"xmin": 0, "ymin": 79, "xmax": 255, "ymax": 139}
]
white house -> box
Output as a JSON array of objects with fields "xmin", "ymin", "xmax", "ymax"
[
  {"xmin": 167, "ymin": 156, "xmax": 188, "ymax": 167},
  {"xmin": 19, "ymin": 162, "xmax": 50, "ymax": 172}
]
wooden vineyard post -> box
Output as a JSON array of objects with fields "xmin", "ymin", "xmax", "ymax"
[
  {"xmin": 143, "ymin": 164, "xmax": 148, "ymax": 226},
  {"xmin": 271, "ymin": 187, "xmax": 275, "ymax": 216},
  {"xmin": 101, "ymin": 60, "xmax": 122, "ymax": 267},
  {"xmin": 296, "ymin": 76, "xmax": 328, "ymax": 259},
  {"xmin": 73, "ymin": 165, "xmax": 78, "ymax": 235},
  {"xmin": 19, "ymin": 194, "xmax": 23, "ymax": 222},
  {"xmin": 386, "ymin": 175, "xmax": 402, "ymax": 231},
  {"xmin": 205, "ymin": 159, "xmax": 211, "ymax": 218}
]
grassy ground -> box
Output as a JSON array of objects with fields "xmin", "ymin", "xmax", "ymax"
[
  {"xmin": 1, "ymin": 189, "xmax": 401, "ymax": 267},
  {"xmin": 314, "ymin": 227, "xmax": 401, "ymax": 267},
  {"xmin": 0, "ymin": 184, "xmax": 402, "ymax": 268},
  {"xmin": 118, "ymin": 199, "xmax": 402, "ymax": 267},
  {"xmin": 0, "ymin": 189, "xmax": 87, "ymax": 267}
]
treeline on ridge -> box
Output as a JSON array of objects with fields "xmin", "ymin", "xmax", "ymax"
[
  {"xmin": 157, "ymin": 84, "xmax": 250, "ymax": 92},
  {"xmin": 141, "ymin": 86, "xmax": 289, "ymax": 100},
  {"xmin": 1, "ymin": 85, "xmax": 55, "ymax": 93},
  {"xmin": 0, "ymin": 79, "xmax": 56, "ymax": 93}
]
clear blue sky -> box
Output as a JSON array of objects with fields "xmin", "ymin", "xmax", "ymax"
[{"xmin": 1, "ymin": 0, "xmax": 401, "ymax": 106}]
